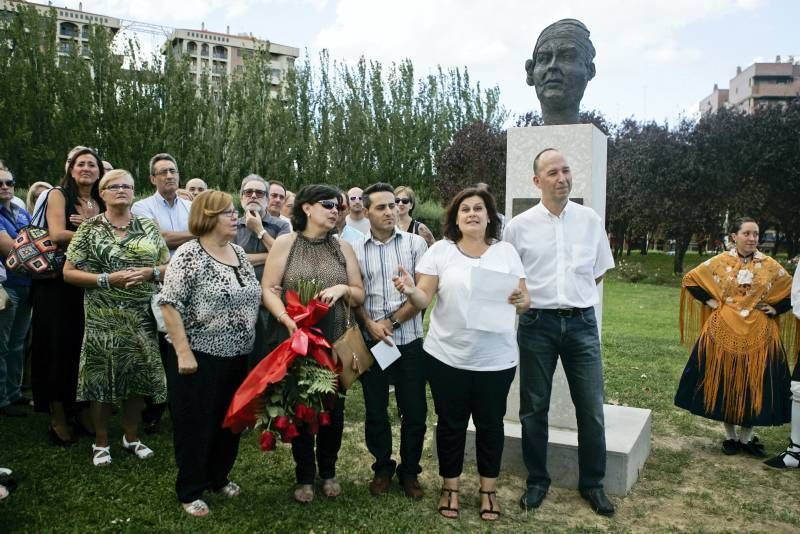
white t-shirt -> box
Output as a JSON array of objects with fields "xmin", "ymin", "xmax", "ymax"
[
  {"xmin": 417, "ymin": 240, "xmax": 525, "ymax": 371},
  {"xmin": 345, "ymin": 214, "xmax": 371, "ymax": 236}
]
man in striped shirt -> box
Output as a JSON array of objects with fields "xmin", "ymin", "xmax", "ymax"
[{"xmin": 352, "ymin": 182, "xmax": 429, "ymax": 500}]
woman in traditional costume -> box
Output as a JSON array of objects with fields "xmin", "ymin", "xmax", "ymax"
[{"xmin": 675, "ymin": 217, "xmax": 793, "ymax": 456}]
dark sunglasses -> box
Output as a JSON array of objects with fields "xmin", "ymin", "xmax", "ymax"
[
  {"xmin": 395, "ymin": 198, "xmax": 411, "ymax": 205},
  {"xmin": 317, "ymin": 199, "xmax": 343, "ymax": 211},
  {"xmin": 350, "ymin": 195, "xmax": 362, "ymax": 201},
  {"xmin": 242, "ymin": 188, "xmax": 266, "ymax": 198},
  {"xmin": 0, "ymin": 180, "xmax": 15, "ymax": 187}
]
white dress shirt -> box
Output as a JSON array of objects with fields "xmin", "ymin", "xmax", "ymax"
[
  {"xmin": 131, "ymin": 192, "xmax": 192, "ymax": 253},
  {"xmin": 503, "ymin": 201, "xmax": 614, "ymax": 309}
]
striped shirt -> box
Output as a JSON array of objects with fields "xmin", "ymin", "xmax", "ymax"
[{"xmin": 352, "ymin": 229, "xmax": 428, "ymax": 346}]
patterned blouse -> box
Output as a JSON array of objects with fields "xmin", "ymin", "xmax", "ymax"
[{"xmin": 158, "ymin": 239, "xmax": 262, "ymax": 357}]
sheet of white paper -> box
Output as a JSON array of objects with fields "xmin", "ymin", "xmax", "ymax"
[
  {"xmin": 371, "ymin": 336, "xmax": 402, "ymax": 370},
  {"xmin": 465, "ymin": 267, "xmax": 519, "ymax": 333}
]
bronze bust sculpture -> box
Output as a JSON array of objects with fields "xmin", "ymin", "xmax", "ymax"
[{"xmin": 525, "ymin": 19, "xmax": 596, "ymax": 125}]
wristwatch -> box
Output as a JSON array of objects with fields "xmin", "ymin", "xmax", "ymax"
[
  {"xmin": 388, "ymin": 314, "xmax": 401, "ymax": 330},
  {"xmin": 256, "ymin": 229, "xmax": 267, "ymax": 240}
]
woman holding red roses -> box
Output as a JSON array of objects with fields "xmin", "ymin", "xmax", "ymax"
[{"xmin": 261, "ymin": 184, "xmax": 364, "ymax": 503}]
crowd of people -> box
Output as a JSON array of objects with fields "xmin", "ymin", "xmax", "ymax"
[{"xmin": 0, "ymin": 146, "xmax": 798, "ymax": 522}]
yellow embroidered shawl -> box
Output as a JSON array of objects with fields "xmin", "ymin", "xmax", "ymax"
[{"xmin": 679, "ymin": 249, "xmax": 794, "ymax": 423}]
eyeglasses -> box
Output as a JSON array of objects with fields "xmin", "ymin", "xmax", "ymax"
[
  {"xmin": 0, "ymin": 180, "xmax": 15, "ymax": 187},
  {"xmin": 269, "ymin": 192, "xmax": 285, "ymax": 200},
  {"xmin": 103, "ymin": 184, "xmax": 133, "ymax": 192},
  {"xmin": 395, "ymin": 198, "xmax": 411, "ymax": 205},
  {"xmin": 242, "ymin": 188, "xmax": 266, "ymax": 198},
  {"xmin": 221, "ymin": 209, "xmax": 238, "ymax": 218},
  {"xmin": 350, "ymin": 195, "xmax": 362, "ymax": 201},
  {"xmin": 317, "ymin": 199, "xmax": 343, "ymax": 211},
  {"xmin": 154, "ymin": 168, "xmax": 179, "ymax": 177}
]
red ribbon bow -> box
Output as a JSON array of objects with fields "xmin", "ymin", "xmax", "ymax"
[{"xmin": 223, "ymin": 291, "xmax": 337, "ymax": 433}]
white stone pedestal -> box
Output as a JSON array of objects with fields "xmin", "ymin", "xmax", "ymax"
[{"xmin": 467, "ymin": 124, "xmax": 652, "ymax": 496}]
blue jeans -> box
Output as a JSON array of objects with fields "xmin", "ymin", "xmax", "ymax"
[
  {"xmin": 517, "ymin": 307, "xmax": 606, "ymax": 490},
  {"xmin": 0, "ymin": 285, "xmax": 32, "ymax": 408}
]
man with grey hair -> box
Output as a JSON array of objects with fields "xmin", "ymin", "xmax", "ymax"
[
  {"xmin": 131, "ymin": 153, "xmax": 193, "ymax": 255},
  {"xmin": 524, "ymin": 18, "xmax": 596, "ymax": 125},
  {"xmin": 185, "ymin": 178, "xmax": 208, "ymax": 199},
  {"xmin": 234, "ymin": 174, "xmax": 291, "ymax": 368}
]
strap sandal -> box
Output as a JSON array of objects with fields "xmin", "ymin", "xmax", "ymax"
[
  {"xmin": 438, "ymin": 487, "xmax": 459, "ymax": 519},
  {"xmin": 0, "ymin": 484, "xmax": 8, "ymax": 501},
  {"xmin": 91, "ymin": 444, "xmax": 112, "ymax": 467},
  {"xmin": 479, "ymin": 489, "xmax": 501, "ymax": 521},
  {"xmin": 182, "ymin": 499, "xmax": 209, "ymax": 517},
  {"xmin": 122, "ymin": 436, "xmax": 154, "ymax": 459},
  {"xmin": 293, "ymin": 484, "xmax": 314, "ymax": 504},
  {"xmin": 217, "ymin": 481, "xmax": 241, "ymax": 498},
  {"xmin": 322, "ymin": 478, "xmax": 341, "ymax": 498}
]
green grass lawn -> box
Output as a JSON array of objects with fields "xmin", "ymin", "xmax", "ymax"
[{"xmin": 2, "ymin": 279, "xmax": 798, "ymax": 532}]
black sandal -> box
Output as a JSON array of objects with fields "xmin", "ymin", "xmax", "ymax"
[
  {"xmin": 479, "ymin": 489, "xmax": 501, "ymax": 521},
  {"xmin": 438, "ymin": 487, "xmax": 459, "ymax": 519}
]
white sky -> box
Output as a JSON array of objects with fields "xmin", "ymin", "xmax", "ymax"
[{"xmin": 36, "ymin": 0, "xmax": 800, "ymax": 125}]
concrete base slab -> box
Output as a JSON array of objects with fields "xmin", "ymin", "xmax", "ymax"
[{"xmin": 458, "ymin": 404, "xmax": 651, "ymax": 496}]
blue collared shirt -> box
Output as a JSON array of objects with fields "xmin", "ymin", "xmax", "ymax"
[
  {"xmin": 352, "ymin": 229, "xmax": 427, "ymax": 346},
  {"xmin": 131, "ymin": 192, "xmax": 192, "ymax": 254},
  {"xmin": 0, "ymin": 203, "xmax": 32, "ymax": 287}
]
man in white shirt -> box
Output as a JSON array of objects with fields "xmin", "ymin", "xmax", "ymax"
[
  {"xmin": 131, "ymin": 153, "xmax": 193, "ymax": 432},
  {"xmin": 504, "ymin": 148, "xmax": 616, "ymax": 516},
  {"xmin": 131, "ymin": 153, "xmax": 193, "ymax": 255},
  {"xmin": 345, "ymin": 186, "xmax": 371, "ymax": 235}
]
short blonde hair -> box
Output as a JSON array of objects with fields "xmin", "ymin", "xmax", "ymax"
[
  {"xmin": 394, "ymin": 185, "xmax": 417, "ymax": 215},
  {"xmin": 99, "ymin": 169, "xmax": 133, "ymax": 191},
  {"xmin": 189, "ymin": 190, "xmax": 233, "ymax": 236},
  {"xmin": 26, "ymin": 181, "xmax": 52, "ymax": 213}
]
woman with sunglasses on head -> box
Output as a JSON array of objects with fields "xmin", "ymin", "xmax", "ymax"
[
  {"xmin": 158, "ymin": 191, "xmax": 261, "ymax": 516},
  {"xmin": 31, "ymin": 146, "xmax": 105, "ymax": 445},
  {"xmin": 394, "ymin": 185, "xmax": 435, "ymax": 248},
  {"xmin": 261, "ymin": 184, "xmax": 365, "ymax": 503},
  {"xmin": 63, "ymin": 170, "xmax": 170, "ymax": 467}
]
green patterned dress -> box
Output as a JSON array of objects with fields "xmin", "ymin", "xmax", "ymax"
[{"xmin": 66, "ymin": 214, "xmax": 170, "ymax": 404}]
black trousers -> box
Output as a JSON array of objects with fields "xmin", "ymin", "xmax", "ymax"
[
  {"xmin": 425, "ymin": 352, "xmax": 516, "ymax": 478},
  {"xmin": 142, "ymin": 333, "xmax": 170, "ymax": 425},
  {"xmin": 164, "ymin": 346, "xmax": 247, "ymax": 503},
  {"xmin": 291, "ymin": 393, "xmax": 345, "ymax": 484},
  {"xmin": 360, "ymin": 337, "xmax": 427, "ymax": 479}
]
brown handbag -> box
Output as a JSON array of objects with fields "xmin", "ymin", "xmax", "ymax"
[{"xmin": 332, "ymin": 304, "xmax": 374, "ymax": 389}]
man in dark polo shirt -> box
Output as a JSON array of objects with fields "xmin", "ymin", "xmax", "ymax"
[{"xmin": 233, "ymin": 174, "xmax": 290, "ymax": 367}]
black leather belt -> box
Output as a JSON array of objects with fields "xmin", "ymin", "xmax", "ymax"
[{"xmin": 534, "ymin": 307, "xmax": 589, "ymax": 318}]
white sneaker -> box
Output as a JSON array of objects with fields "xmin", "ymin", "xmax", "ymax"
[{"xmin": 122, "ymin": 436, "xmax": 154, "ymax": 459}]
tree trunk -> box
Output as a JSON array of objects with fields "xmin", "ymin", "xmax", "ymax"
[
  {"xmin": 625, "ymin": 230, "xmax": 633, "ymax": 257},
  {"xmin": 639, "ymin": 233, "xmax": 648, "ymax": 255},
  {"xmin": 673, "ymin": 235, "xmax": 691, "ymax": 274}
]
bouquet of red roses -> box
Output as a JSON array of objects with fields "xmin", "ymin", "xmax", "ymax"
[{"xmin": 223, "ymin": 280, "xmax": 340, "ymax": 452}]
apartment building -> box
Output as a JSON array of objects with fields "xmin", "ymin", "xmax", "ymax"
[
  {"xmin": 164, "ymin": 25, "xmax": 300, "ymax": 93},
  {"xmin": 700, "ymin": 56, "xmax": 800, "ymax": 114},
  {"xmin": 0, "ymin": 0, "xmax": 120, "ymax": 57}
]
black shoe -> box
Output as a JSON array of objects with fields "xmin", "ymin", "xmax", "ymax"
[
  {"xmin": 519, "ymin": 485, "xmax": 548, "ymax": 510},
  {"xmin": 13, "ymin": 397, "xmax": 31, "ymax": 407},
  {"xmin": 722, "ymin": 439, "xmax": 739, "ymax": 455},
  {"xmin": 48, "ymin": 426, "xmax": 75, "ymax": 447},
  {"xmin": 580, "ymin": 488, "xmax": 615, "ymax": 517},
  {"xmin": 739, "ymin": 436, "xmax": 767, "ymax": 458},
  {"xmin": 764, "ymin": 439, "xmax": 800, "ymax": 469},
  {"xmin": 0, "ymin": 406, "xmax": 26, "ymax": 417}
]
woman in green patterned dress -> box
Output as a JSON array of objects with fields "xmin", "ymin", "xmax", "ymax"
[{"xmin": 63, "ymin": 169, "xmax": 170, "ymax": 467}]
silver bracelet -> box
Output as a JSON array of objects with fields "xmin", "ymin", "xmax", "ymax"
[
  {"xmin": 97, "ymin": 273, "xmax": 110, "ymax": 289},
  {"xmin": 153, "ymin": 265, "xmax": 161, "ymax": 283}
]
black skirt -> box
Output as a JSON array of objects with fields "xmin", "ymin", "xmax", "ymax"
[
  {"xmin": 675, "ymin": 340, "xmax": 792, "ymax": 426},
  {"xmin": 31, "ymin": 275, "xmax": 85, "ymax": 413}
]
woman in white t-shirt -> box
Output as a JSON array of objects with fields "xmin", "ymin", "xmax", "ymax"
[{"xmin": 394, "ymin": 187, "xmax": 529, "ymax": 522}]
